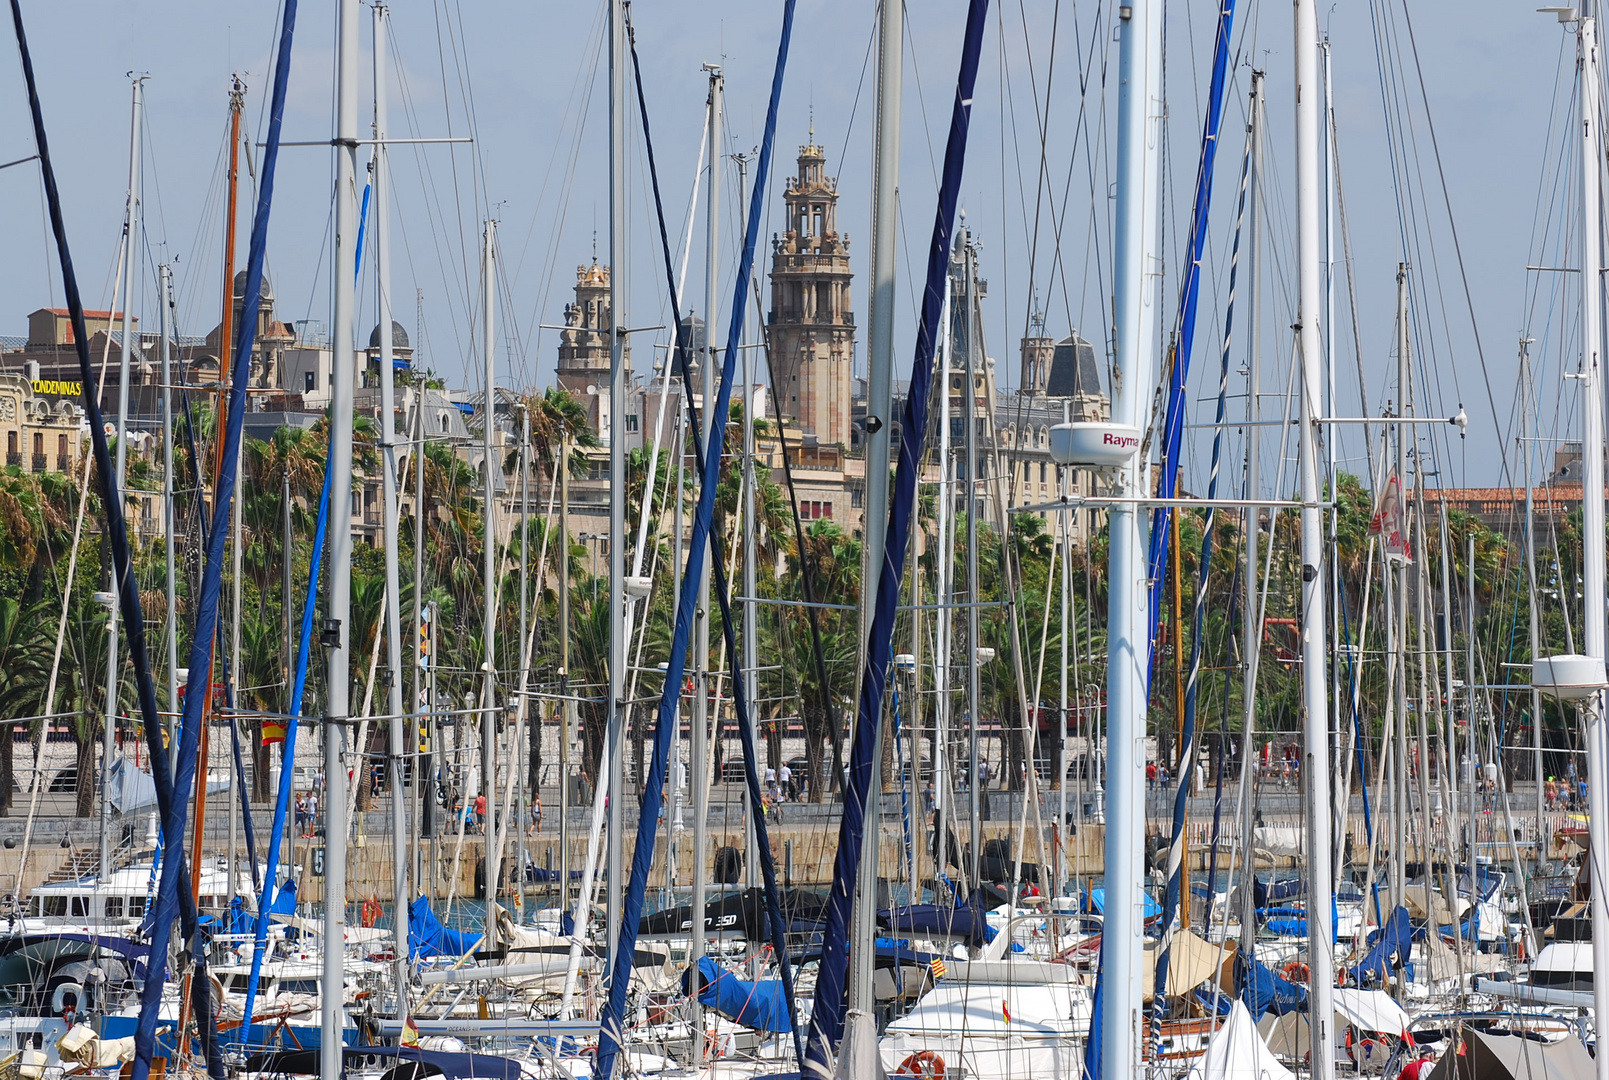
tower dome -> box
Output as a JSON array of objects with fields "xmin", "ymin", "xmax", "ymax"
[
  {"xmin": 232, "ymin": 270, "xmax": 273, "ymax": 302},
  {"xmin": 368, "ymin": 320, "xmax": 411, "ymax": 350}
]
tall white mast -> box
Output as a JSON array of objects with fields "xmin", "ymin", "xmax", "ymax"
[
  {"xmin": 1102, "ymin": 0, "xmax": 1162, "ymax": 1070},
  {"xmin": 687, "ymin": 64, "xmax": 721, "ymax": 1058},
  {"xmin": 160, "ymin": 265, "xmax": 178, "ymax": 734},
  {"xmin": 605, "ymin": 0, "xmax": 628, "ymax": 973},
  {"xmin": 1295, "ymin": 0, "xmax": 1336, "ymax": 1069},
  {"xmin": 105, "ymin": 74, "xmax": 144, "ymax": 880},
  {"xmin": 847, "ymin": 0, "xmax": 902, "ymax": 1046},
  {"xmin": 371, "ymin": 0, "xmax": 411, "ymax": 1006},
  {"xmin": 322, "ymin": 0, "xmax": 361, "ymax": 1076},
  {"xmin": 1239, "ymin": 71, "xmax": 1265, "ymax": 945},
  {"xmin": 479, "ymin": 218, "xmax": 500, "ymax": 951},
  {"xmin": 1574, "ymin": 6, "xmax": 1609, "ymax": 1074},
  {"xmin": 933, "ymin": 281, "xmax": 954, "ymax": 893}
]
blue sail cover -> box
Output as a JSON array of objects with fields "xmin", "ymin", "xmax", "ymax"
[
  {"xmin": 1235, "ymin": 952, "xmax": 1308, "ymax": 1017},
  {"xmin": 1348, "ymin": 905, "xmax": 1412, "ymax": 986},
  {"xmin": 409, "ymin": 896, "xmax": 482, "ymax": 960},
  {"xmin": 877, "ymin": 903, "xmax": 990, "ymax": 949},
  {"xmin": 686, "ymin": 957, "xmax": 793, "ymax": 1034}
]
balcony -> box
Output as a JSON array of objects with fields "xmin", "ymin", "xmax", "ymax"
[
  {"xmin": 30, "ymin": 453, "xmax": 46, "ymax": 474},
  {"xmin": 56, "ymin": 454, "xmax": 71, "ymax": 472},
  {"xmin": 5, "ymin": 451, "xmax": 18, "ymax": 468}
]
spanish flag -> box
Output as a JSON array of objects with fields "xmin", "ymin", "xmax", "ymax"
[
  {"xmin": 262, "ymin": 718, "xmax": 287, "ymax": 746},
  {"xmin": 401, "ymin": 1015, "xmax": 420, "ymax": 1047}
]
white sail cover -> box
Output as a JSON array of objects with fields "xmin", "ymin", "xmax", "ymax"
[
  {"xmin": 1187, "ymin": 1000, "xmax": 1294, "ymax": 1080},
  {"xmin": 1332, "ymin": 987, "xmax": 1410, "ymax": 1036}
]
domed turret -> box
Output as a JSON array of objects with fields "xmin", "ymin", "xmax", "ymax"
[
  {"xmin": 232, "ymin": 270, "xmax": 273, "ymax": 302},
  {"xmin": 368, "ymin": 320, "xmax": 410, "ymax": 351}
]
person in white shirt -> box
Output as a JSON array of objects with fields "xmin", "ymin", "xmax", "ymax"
[{"xmin": 778, "ymin": 763, "xmax": 793, "ymax": 801}]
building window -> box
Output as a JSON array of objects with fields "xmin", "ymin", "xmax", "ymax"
[
  {"xmin": 626, "ymin": 413, "xmax": 639, "ymax": 434},
  {"xmin": 1040, "ymin": 461, "xmax": 1048, "ymax": 485},
  {"xmin": 305, "ymin": 371, "xmax": 316, "ymax": 393},
  {"xmin": 32, "ymin": 433, "xmax": 43, "ymax": 454},
  {"xmin": 441, "ymin": 412, "xmax": 450, "ymax": 433},
  {"xmin": 352, "ymin": 491, "xmax": 362, "ymax": 516},
  {"xmin": 57, "ymin": 433, "xmax": 67, "ymax": 457},
  {"xmin": 851, "ymin": 487, "xmax": 863, "ymax": 509}
]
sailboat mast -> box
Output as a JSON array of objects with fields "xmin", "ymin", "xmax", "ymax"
[
  {"xmin": 848, "ymin": 0, "xmax": 902, "ymax": 1027},
  {"xmin": 1103, "ymin": 0, "xmax": 1163, "ymax": 1068},
  {"xmin": 517, "ymin": 407, "xmax": 531, "ymax": 914},
  {"xmin": 934, "ymin": 280, "xmax": 954, "ymax": 892},
  {"xmin": 689, "ymin": 65, "xmax": 721, "ymax": 1053},
  {"xmin": 323, "ymin": 0, "xmax": 362, "ymax": 1074},
  {"xmin": 558, "ymin": 433, "xmax": 571, "ymax": 918},
  {"xmin": 479, "ymin": 218, "xmax": 500, "ymax": 949},
  {"xmin": 225, "ymin": 74, "xmax": 248, "ymax": 904},
  {"xmin": 371, "ymin": 0, "xmax": 411, "ymax": 1004},
  {"xmin": 105, "ymin": 73, "xmax": 143, "ymax": 880},
  {"xmin": 1295, "ymin": 0, "xmax": 1336, "ymax": 1065},
  {"xmin": 605, "ymin": 0, "xmax": 628, "ymax": 970},
  {"xmin": 960, "ymin": 230, "xmax": 983, "ymax": 892},
  {"xmin": 1239, "ymin": 70, "xmax": 1264, "ymax": 951},
  {"xmin": 160, "ymin": 264, "xmax": 178, "ymax": 732},
  {"xmin": 1521, "ymin": 338, "xmax": 1543, "ymax": 831},
  {"xmin": 1574, "ymin": 6, "xmax": 1609, "ymax": 1072},
  {"xmin": 1392, "ymin": 266, "xmax": 1410, "ymax": 916},
  {"xmin": 183, "ymin": 76, "xmax": 244, "ymax": 952}
]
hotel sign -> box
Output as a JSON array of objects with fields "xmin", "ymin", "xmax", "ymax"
[{"xmin": 31, "ymin": 379, "xmax": 81, "ymax": 397}]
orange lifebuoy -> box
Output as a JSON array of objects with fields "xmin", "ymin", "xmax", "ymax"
[
  {"xmin": 1281, "ymin": 960, "xmax": 1310, "ymax": 984},
  {"xmin": 895, "ymin": 1051, "xmax": 947, "ymax": 1078},
  {"xmin": 361, "ymin": 896, "xmax": 382, "ymax": 928}
]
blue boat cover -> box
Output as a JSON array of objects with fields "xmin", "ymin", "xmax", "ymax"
[
  {"xmin": 1253, "ymin": 877, "xmax": 1307, "ymax": 908},
  {"xmin": 686, "ymin": 956, "xmax": 793, "ymax": 1033},
  {"xmin": 877, "ymin": 903, "xmax": 990, "ymax": 949},
  {"xmin": 1261, "ymin": 897, "xmax": 1340, "ymax": 941},
  {"xmin": 1086, "ymin": 888, "xmax": 1162, "ymax": 919},
  {"xmin": 1348, "ymin": 905, "xmax": 1413, "ymax": 986},
  {"xmin": 1234, "ymin": 952, "xmax": 1308, "ymax": 1017},
  {"xmin": 408, "ymin": 896, "xmax": 482, "ymax": 960}
]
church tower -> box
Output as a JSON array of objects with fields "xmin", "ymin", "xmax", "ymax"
[
  {"xmin": 1020, "ymin": 307, "xmax": 1055, "ymax": 395},
  {"xmin": 556, "ymin": 261, "xmax": 626, "ymax": 436},
  {"xmin": 767, "ymin": 140, "xmax": 854, "ymax": 447}
]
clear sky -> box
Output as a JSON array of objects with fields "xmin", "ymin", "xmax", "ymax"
[{"xmin": 0, "ymin": 1, "xmax": 1578, "ymax": 491}]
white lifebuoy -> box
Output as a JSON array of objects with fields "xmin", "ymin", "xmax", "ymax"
[{"xmin": 50, "ymin": 982, "xmax": 83, "ymax": 1016}]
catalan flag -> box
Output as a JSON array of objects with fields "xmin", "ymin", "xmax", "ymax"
[
  {"xmin": 1002, "ymin": 1000, "xmax": 1011, "ymax": 1025},
  {"xmin": 929, "ymin": 958, "xmax": 946, "ymax": 979}
]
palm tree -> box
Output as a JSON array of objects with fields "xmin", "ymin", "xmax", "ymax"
[{"xmin": 0, "ymin": 598, "xmax": 50, "ymax": 814}]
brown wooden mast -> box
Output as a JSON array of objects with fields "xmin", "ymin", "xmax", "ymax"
[{"xmin": 180, "ymin": 75, "xmax": 244, "ymax": 1057}]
